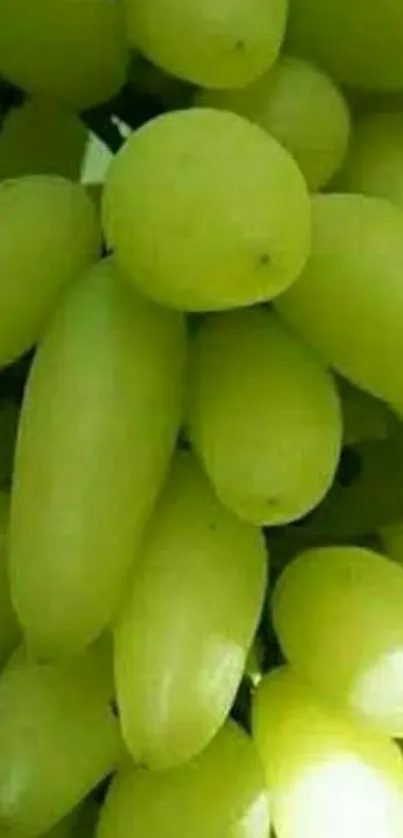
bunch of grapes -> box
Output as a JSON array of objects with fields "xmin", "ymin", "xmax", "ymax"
[{"xmin": 1, "ymin": 1, "xmax": 403, "ymax": 837}]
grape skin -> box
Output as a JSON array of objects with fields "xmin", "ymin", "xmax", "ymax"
[
  {"xmin": 114, "ymin": 451, "xmax": 267, "ymax": 771},
  {"xmin": 0, "ymin": 98, "xmax": 86, "ymax": 182},
  {"xmin": 0, "ymin": 0, "xmax": 128, "ymax": 109},
  {"xmin": 98, "ymin": 721, "xmax": 270, "ymax": 838},
  {"xmin": 276, "ymin": 193, "xmax": 403, "ymax": 410},
  {"xmin": 187, "ymin": 307, "xmax": 342, "ymax": 526},
  {"xmin": 273, "ymin": 546, "xmax": 403, "ymax": 736},
  {"xmin": 0, "ymin": 175, "xmax": 101, "ymax": 368},
  {"xmin": 286, "ymin": 0, "xmax": 403, "ymax": 91},
  {"xmin": 124, "ymin": 0, "xmax": 287, "ymax": 89},
  {"xmin": 253, "ymin": 667, "xmax": 403, "ymax": 838},
  {"xmin": 0, "ymin": 647, "xmax": 122, "ymax": 836},
  {"xmin": 337, "ymin": 111, "xmax": 403, "ymax": 211},
  {"xmin": 197, "ymin": 55, "xmax": 351, "ymax": 190},
  {"xmin": 103, "ymin": 108, "xmax": 311, "ymax": 312},
  {"xmin": 10, "ymin": 260, "xmax": 186, "ymax": 659}
]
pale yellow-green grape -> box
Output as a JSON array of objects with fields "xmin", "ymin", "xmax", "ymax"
[
  {"xmin": 124, "ymin": 0, "xmax": 287, "ymax": 89},
  {"xmin": 114, "ymin": 451, "xmax": 267, "ymax": 771},
  {"xmin": 187, "ymin": 307, "xmax": 342, "ymax": 526},
  {"xmin": 337, "ymin": 377, "xmax": 392, "ymax": 446},
  {"xmin": 0, "ymin": 98, "xmax": 86, "ymax": 181},
  {"xmin": 336, "ymin": 111, "xmax": 403, "ymax": 210},
  {"xmin": 273, "ymin": 546, "xmax": 403, "ymax": 737},
  {"xmin": 103, "ymin": 108, "xmax": 311, "ymax": 311},
  {"xmin": 286, "ymin": 0, "xmax": 403, "ymax": 90},
  {"xmin": 380, "ymin": 522, "xmax": 403, "ymax": 566},
  {"xmin": 0, "ymin": 492, "xmax": 19, "ymax": 667},
  {"xmin": 253, "ymin": 667, "xmax": 403, "ymax": 838},
  {"xmin": 10, "ymin": 259, "xmax": 186, "ymax": 659},
  {"xmin": 98, "ymin": 721, "xmax": 270, "ymax": 838},
  {"xmin": 276, "ymin": 194, "xmax": 403, "ymax": 409},
  {"xmin": 0, "ymin": 401, "xmax": 19, "ymax": 488},
  {"xmin": 0, "ymin": 175, "xmax": 100, "ymax": 368},
  {"xmin": 0, "ymin": 646, "xmax": 122, "ymax": 836},
  {"xmin": 0, "ymin": 0, "xmax": 128, "ymax": 110},
  {"xmin": 197, "ymin": 55, "xmax": 350, "ymax": 191}
]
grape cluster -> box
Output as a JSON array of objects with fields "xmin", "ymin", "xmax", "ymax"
[{"xmin": 0, "ymin": 2, "xmax": 403, "ymax": 838}]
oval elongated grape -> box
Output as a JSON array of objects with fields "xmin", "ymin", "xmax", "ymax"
[
  {"xmin": 337, "ymin": 111, "xmax": 403, "ymax": 211},
  {"xmin": 0, "ymin": 647, "xmax": 122, "ymax": 837},
  {"xmin": 98, "ymin": 721, "xmax": 270, "ymax": 838},
  {"xmin": 114, "ymin": 451, "xmax": 267, "ymax": 771},
  {"xmin": 187, "ymin": 307, "xmax": 342, "ymax": 526},
  {"xmin": 286, "ymin": 0, "xmax": 403, "ymax": 91},
  {"xmin": 276, "ymin": 194, "xmax": 403, "ymax": 409},
  {"xmin": 0, "ymin": 493, "xmax": 20, "ymax": 667},
  {"xmin": 10, "ymin": 259, "xmax": 186, "ymax": 659},
  {"xmin": 124, "ymin": 0, "xmax": 286, "ymax": 89},
  {"xmin": 0, "ymin": 98, "xmax": 86, "ymax": 182},
  {"xmin": 273, "ymin": 546, "xmax": 403, "ymax": 736},
  {"xmin": 198, "ymin": 55, "xmax": 350, "ymax": 191},
  {"xmin": 0, "ymin": 0, "xmax": 128, "ymax": 110},
  {"xmin": 253, "ymin": 667, "xmax": 403, "ymax": 838},
  {"xmin": 0, "ymin": 175, "xmax": 100, "ymax": 368},
  {"xmin": 103, "ymin": 108, "xmax": 311, "ymax": 311}
]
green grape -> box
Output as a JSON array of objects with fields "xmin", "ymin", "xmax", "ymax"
[
  {"xmin": 286, "ymin": 0, "xmax": 403, "ymax": 91},
  {"xmin": 124, "ymin": 0, "xmax": 287, "ymax": 89},
  {"xmin": 103, "ymin": 108, "xmax": 311, "ymax": 312},
  {"xmin": 197, "ymin": 55, "xmax": 350, "ymax": 191},
  {"xmin": 0, "ymin": 98, "xmax": 86, "ymax": 181},
  {"xmin": 187, "ymin": 307, "xmax": 342, "ymax": 526},
  {"xmin": 114, "ymin": 451, "xmax": 267, "ymax": 771},
  {"xmin": 276, "ymin": 193, "xmax": 403, "ymax": 409},
  {"xmin": 253, "ymin": 667, "xmax": 403, "ymax": 838},
  {"xmin": 0, "ymin": 492, "xmax": 20, "ymax": 668},
  {"xmin": 0, "ymin": 0, "xmax": 128, "ymax": 110},
  {"xmin": 272, "ymin": 545, "xmax": 403, "ymax": 737},
  {"xmin": 336, "ymin": 111, "xmax": 403, "ymax": 211},
  {"xmin": 98, "ymin": 721, "xmax": 270, "ymax": 838},
  {"xmin": 337, "ymin": 377, "xmax": 392, "ymax": 445},
  {"xmin": 0, "ymin": 175, "xmax": 100, "ymax": 368},
  {"xmin": 10, "ymin": 259, "xmax": 186, "ymax": 660},
  {"xmin": 0, "ymin": 646, "xmax": 122, "ymax": 836}
]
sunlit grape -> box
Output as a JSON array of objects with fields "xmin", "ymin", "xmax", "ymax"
[{"xmin": 273, "ymin": 546, "xmax": 403, "ymax": 736}]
